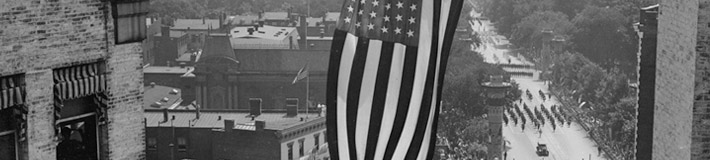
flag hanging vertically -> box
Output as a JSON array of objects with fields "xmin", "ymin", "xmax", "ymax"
[{"xmin": 325, "ymin": 0, "xmax": 464, "ymax": 159}]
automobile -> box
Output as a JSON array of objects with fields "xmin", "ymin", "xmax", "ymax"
[{"xmin": 536, "ymin": 143, "xmax": 549, "ymax": 156}]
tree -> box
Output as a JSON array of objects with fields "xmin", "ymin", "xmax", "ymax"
[
  {"xmin": 149, "ymin": 0, "xmax": 207, "ymax": 19},
  {"xmin": 571, "ymin": 6, "xmax": 634, "ymax": 70},
  {"xmin": 510, "ymin": 11, "xmax": 575, "ymax": 50}
]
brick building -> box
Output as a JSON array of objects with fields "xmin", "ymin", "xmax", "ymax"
[
  {"xmin": 0, "ymin": 0, "xmax": 147, "ymax": 159},
  {"xmin": 636, "ymin": 0, "xmax": 710, "ymax": 159},
  {"xmin": 144, "ymin": 109, "xmax": 328, "ymax": 160}
]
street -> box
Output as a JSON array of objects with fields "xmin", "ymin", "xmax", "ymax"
[{"xmin": 470, "ymin": 9, "xmax": 606, "ymax": 160}]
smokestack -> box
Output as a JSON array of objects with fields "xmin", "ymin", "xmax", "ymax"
[
  {"xmin": 224, "ymin": 119, "xmax": 234, "ymax": 132},
  {"xmin": 255, "ymin": 121, "xmax": 265, "ymax": 131}
]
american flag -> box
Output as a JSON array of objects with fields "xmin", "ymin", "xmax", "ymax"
[{"xmin": 325, "ymin": 0, "xmax": 465, "ymax": 159}]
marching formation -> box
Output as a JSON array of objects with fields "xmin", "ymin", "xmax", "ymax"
[{"xmin": 504, "ymin": 89, "xmax": 573, "ymax": 134}]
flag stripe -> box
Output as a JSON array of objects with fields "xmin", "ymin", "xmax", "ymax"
[
  {"xmin": 383, "ymin": 45, "xmax": 418, "ymax": 160},
  {"xmin": 391, "ymin": 0, "xmax": 436, "ymax": 157},
  {"xmin": 354, "ymin": 40, "xmax": 383, "ymax": 159},
  {"xmin": 364, "ymin": 41, "xmax": 396, "ymax": 160},
  {"xmin": 335, "ymin": 32, "xmax": 360, "ymax": 160},
  {"xmin": 346, "ymin": 37, "xmax": 371, "ymax": 160},
  {"xmin": 427, "ymin": 0, "xmax": 465, "ymax": 158},
  {"xmin": 373, "ymin": 43, "xmax": 407, "ymax": 160},
  {"xmin": 326, "ymin": 29, "xmax": 342, "ymax": 159},
  {"xmin": 405, "ymin": 0, "xmax": 441, "ymax": 157}
]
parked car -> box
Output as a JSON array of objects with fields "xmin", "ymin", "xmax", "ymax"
[{"xmin": 536, "ymin": 143, "xmax": 549, "ymax": 156}]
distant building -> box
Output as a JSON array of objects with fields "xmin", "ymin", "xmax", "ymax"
[
  {"xmin": 153, "ymin": 27, "xmax": 191, "ymax": 66},
  {"xmin": 144, "ymin": 109, "xmax": 328, "ymax": 160},
  {"xmin": 0, "ymin": 0, "xmax": 147, "ymax": 159},
  {"xmin": 229, "ymin": 25, "xmax": 301, "ymax": 49}
]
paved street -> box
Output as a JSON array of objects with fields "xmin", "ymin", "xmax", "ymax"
[{"xmin": 469, "ymin": 9, "xmax": 606, "ymax": 160}]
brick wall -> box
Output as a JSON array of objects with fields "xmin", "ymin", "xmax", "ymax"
[
  {"xmin": 694, "ymin": 0, "xmax": 710, "ymax": 159},
  {"xmin": 0, "ymin": 0, "xmax": 145, "ymax": 159},
  {"xmin": 655, "ymin": 0, "xmax": 698, "ymax": 159}
]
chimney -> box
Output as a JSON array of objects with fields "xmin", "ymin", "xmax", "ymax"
[
  {"xmin": 224, "ymin": 119, "xmax": 234, "ymax": 132},
  {"xmin": 161, "ymin": 25, "xmax": 170, "ymax": 39},
  {"xmin": 286, "ymin": 104, "xmax": 298, "ymax": 117},
  {"xmin": 254, "ymin": 25, "xmax": 259, "ymax": 31},
  {"xmin": 287, "ymin": 8, "xmax": 292, "ymax": 19},
  {"xmin": 289, "ymin": 36, "xmax": 293, "ymax": 49},
  {"xmin": 162, "ymin": 108, "xmax": 169, "ymax": 123},
  {"xmin": 195, "ymin": 103, "xmax": 201, "ymax": 119},
  {"xmin": 150, "ymin": 82, "xmax": 156, "ymax": 88},
  {"xmin": 320, "ymin": 28, "xmax": 325, "ymax": 38},
  {"xmin": 299, "ymin": 15, "xmax": 307, "ymax": 42},
  {"xmin": 255, "ymin": 121, "xmax": 265, "ymax": 131},
  {"xmin": 259, "ymin": 21, "xmax": 264, "ymax": 27},
  {"xmin": 202, "ymin": 17, "xmax": 206, "ymax": 24},
  {"xmin": 247, "ymin": 28, "xmax": 254, "ymax": 35}
]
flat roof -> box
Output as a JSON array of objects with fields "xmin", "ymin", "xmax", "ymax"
[
  {"xmin": 230, "ymin": 25, "xmax": 296, "ymax": 40},
  {"xmin": 145, "ymin": 110, "xmax": 323, "ymax": 131},
  {"xmin": 154, "ymin": 30, "xmax": 187, "ymax": 38},
  {"xmin": 172, "ymin": 19, "xmax": 221, "ymax": 30},
  {"xmin": 144, "ymin": 66, "xmax": 194, "ymax": 74},
  {"xmin": 143, "ymin": 85, "xmax": 181, "ymax": 110}
]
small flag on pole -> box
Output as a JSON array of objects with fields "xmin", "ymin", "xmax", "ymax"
[
  {"xmin": 293, "ymin": 65, "xmax": 309, "ymax": 84},
  {"xmin": 325, "ymin": 0, "xmax": 465, "ymax": 159}
]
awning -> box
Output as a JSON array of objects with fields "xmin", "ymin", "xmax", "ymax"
[
  {"xmin": 53, "ymin": 63, "xmax": 106, "ymax": 100},
  {"xmin": 0, "ymin": 75, "xmax": 25, "ymax": 110}
]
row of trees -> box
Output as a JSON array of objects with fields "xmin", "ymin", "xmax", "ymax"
[
  {"xmin": 548, "ymin": 52, "xmax": 637, "ymax": 159},
  {"xmin": 475, "ymin": 0, "xmax": 658, "ymax": 74},
  {"xmin": 149, "ymin": 0, "xmax": 342, "ymax": 19}
]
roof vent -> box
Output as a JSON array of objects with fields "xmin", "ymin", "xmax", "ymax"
[
  {"xmin": 151, "ymin": 102, "xmax": 162, "ymax": 108},
  {"xmin": 160, "ymin": 97, "xmax": 169, "ymax": 103}
]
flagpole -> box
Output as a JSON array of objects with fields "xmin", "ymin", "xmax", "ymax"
[{"xmin": 306, "ymin": 72, "xmax": 309, "ymax": 120}]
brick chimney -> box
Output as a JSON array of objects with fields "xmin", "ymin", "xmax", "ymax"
[{"xmin": 224, "ymin": 119, "xmax": 234, "ymax": 132}]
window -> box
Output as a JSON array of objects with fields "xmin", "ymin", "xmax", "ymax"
[
  {"xmin": 147, "ymin": 137, "xmax": 157, "ymax": 150},
  {"xmin": 112, "ymin": 0, "xmax": 149, "ymax": 44},
  {"xmin": 0, "ymin": 109, "xmax": 16, "ymax": 160},
  {"xmin": 298, "ymin": 138, "xmax": 305, "ymax": 157},
  {"xmin": 177, "ymin": 137, "xmax": 187, "ymax": 151},
  {"xmin": 287, "ymin": 142, "xmax": 294, "ymax": 160},
  {"xmin": 314, "ymin": 133, "xmax": 320, "ymax": 150}
]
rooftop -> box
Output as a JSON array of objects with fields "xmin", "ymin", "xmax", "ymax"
[
  {"xmin": 229, "ymin": 25, "xmax": 299, "ymax": 49},
  {"xmin": 145, "ymin": 110, "xmax": 323, "ymax": 131},
  {"xmin": 154, "ymin": 30, "xmax": 187, "ymax": 38},
  {"xmin": 263, "ymin": 12, "xmax": 289, "ymax": 20},
  {"xmin": 325, "ymin": 12, "xmax": 340, "ymax": 22},
  {"xmin": 143, "ymin": 85, "xmax": 182, "ymax": 110},
  {"xmin": 143, "ymin": 66, "xmax": 194, "ymax": 75},
  {"xmin": 226, "ymin": 15, "xmax": 260, "ymax": 25},
  {"xmin": 172, "ymin": 19, "xmax": 221, "ymax": 30}
]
